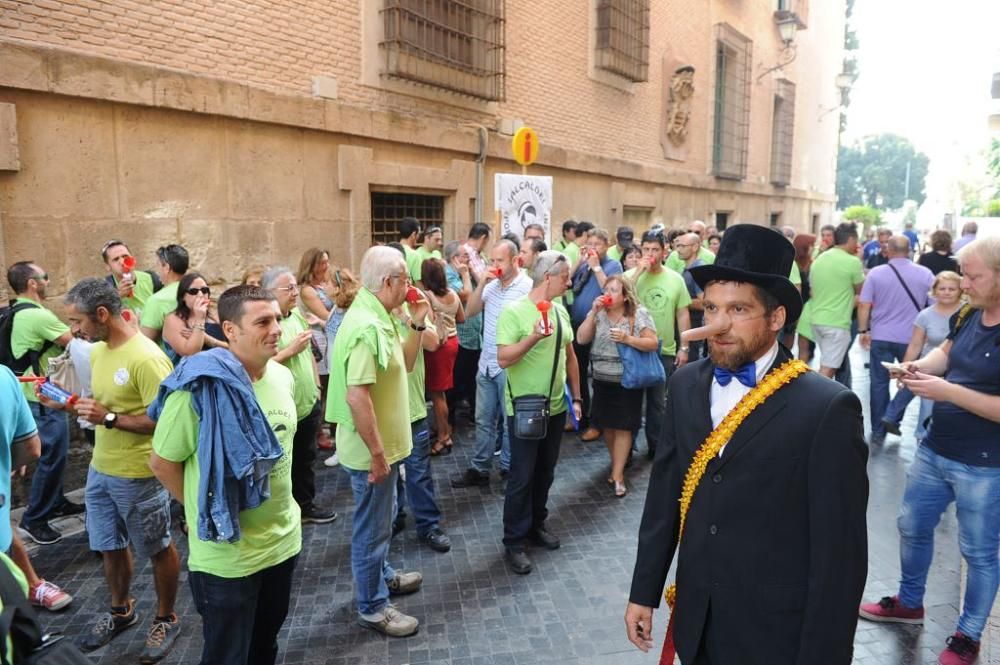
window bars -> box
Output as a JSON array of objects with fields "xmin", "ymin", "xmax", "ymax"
[
  {"xmin": 770, "ymin": 79, "xmax": 796, "ymax": 187},
  {"xmin": 380, "ymin": 0, "xmax": 506, "ymax": 101},
  {"xmin": 370, "ymin": 192, "xmax": 446, "ymax": 246},
  {"xmin": 712, "ymin": 23, "xmax": 752, "ymax": 180},
  {"xmin": 595, "ymin": 0, "xmax": 650, "ymax": 82}
]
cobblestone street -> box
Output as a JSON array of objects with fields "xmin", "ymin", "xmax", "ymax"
[{"xmin": 25, "ymin": 346, "xmax": 962, "ymax": 664}]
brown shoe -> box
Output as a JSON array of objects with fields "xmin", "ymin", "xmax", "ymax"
[{"xmin": 580, "ymin": 428, "xmax": 602, "ymax": 442}]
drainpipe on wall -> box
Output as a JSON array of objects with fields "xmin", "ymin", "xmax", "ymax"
[{"xmin": 466, "ymin": 125, "xmax": 489, "ymax": 226}]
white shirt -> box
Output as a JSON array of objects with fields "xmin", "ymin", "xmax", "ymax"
[
  {"xmin": 710, "ymin": 342, "xmax": 779, "ymax": 455},
  {"xmin": 477, "ymin": 271, "xmax": 532, "ymax": 378}
]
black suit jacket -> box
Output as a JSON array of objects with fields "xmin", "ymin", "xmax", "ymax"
[{"xmin": 629, "ymin": 348, "xmax": 869, "ymax": 665}]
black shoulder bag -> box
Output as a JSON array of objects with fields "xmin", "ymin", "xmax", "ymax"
[
  {"xmin": 507, "ymin": 311, "xmax": 562, "ymax": 440},
  {"xmin": 887, "ymin": 263, "xmax": 929, "ymax": 312}
]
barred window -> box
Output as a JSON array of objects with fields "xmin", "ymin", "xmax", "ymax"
[
  {"xmin": 370, "ymin": 192, "xmax": 446, "ymax": 246},
  {"xmin": 595, "ymin": 0, "xmax": 650, "ymax": 82},
  {"xmin": 380, "ymin": 0, "xmax": 506, "ymax": 101},
  {"xmin": 770, "ymin": 79, "xmax": 796, "ymax": 187},
  {"xmin": 712, "ymin": 24, "xmax": 752, "ymax": 180}
]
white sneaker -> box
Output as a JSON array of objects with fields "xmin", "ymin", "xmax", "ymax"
[
  {"xmin": 323, "ymin": 452, "xmax": 339, "ymax": 467},
  {"xmin": 358, "ymin": 605, "xmax": 419, "ymax": 637}
]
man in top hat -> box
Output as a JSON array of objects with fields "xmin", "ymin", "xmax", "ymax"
[{"xmin": 624, "ymin": 224, "xmax": 869, "ymax": 665}]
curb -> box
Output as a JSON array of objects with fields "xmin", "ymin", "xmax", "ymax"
[{"xmin": 12, "ymin": 487, "xmax": 88, "ymax": 555}]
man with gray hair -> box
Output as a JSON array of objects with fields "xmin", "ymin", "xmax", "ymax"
[
  {"xmin": 36, "ymin": 278, "xmax": 181, "ymax": 660},
  {"xmin": 452, "ymin": 239, "xmax": 532, "ymax": 487},
  {"xmin": 326, "ymin": 246, "xmax": 432, "ymax": 637},
  {"xmin": 262, "ymin": 266, "xmax": 338, "ymax": 525},
  {"xmin": 496, "ymin": 251, "xmax": 582, "ymax": 574},
  {"xmin": 953, "ymin": 220, "xmax": 978, "ymax": 253}
]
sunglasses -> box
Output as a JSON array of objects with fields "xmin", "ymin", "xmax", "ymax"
[
  {"xmin": 185, "ymin": 287, "xmax": 211, "ymax": 296},
  {"xmin": 33, "ymin": 273, "xmax": 49, "ymax": 282}
]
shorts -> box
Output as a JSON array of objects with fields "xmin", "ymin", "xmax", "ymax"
[
  {"xmin": 85, "ymin": 467, "xmax": 172, "ymax": 559},
  {"xmin": 811, "ymin": 324, "xmax": 852, "ymax": 370}
]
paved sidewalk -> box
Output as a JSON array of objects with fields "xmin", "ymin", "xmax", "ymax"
[{"xmin": 20, "ymin": 345, "xmax": 962, "ymax": 664}]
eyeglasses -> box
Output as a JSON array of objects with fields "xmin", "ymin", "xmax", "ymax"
[
  {"xmin": 388, "ymin": 274, "xmax": 409, "ymax": 283},
  {"xmin": 32, "ymin": 273, "xmax": 48, "ymax": 282},
  {"xmin": 274, "ymin": 285, "xmax": 300, "ymax": 293},
  {"xmin": 185, "ymin": 287, "xmax": 211, "ymax": 296}
]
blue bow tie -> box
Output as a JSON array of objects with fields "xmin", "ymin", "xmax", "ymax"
[{"xmin": 714, "ymin": 362, "xmax": 757, "ymax": 388}]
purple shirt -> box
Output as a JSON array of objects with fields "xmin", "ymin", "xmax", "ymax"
[
  {"xmin": 859, "ymin": 258, "xmax": 935, "ymax": 344},
  {"xmin": 952, "ymin": 233, "xmax": 976, "ymax": 253}
]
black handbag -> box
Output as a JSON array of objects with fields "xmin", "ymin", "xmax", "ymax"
[
  {"xmin": 508, "ymin": 310, "xmax": 562, "ymax": 440},
  {"xmin": 0, "ymin": 560, "xmax": 89, "ymax": 665}
]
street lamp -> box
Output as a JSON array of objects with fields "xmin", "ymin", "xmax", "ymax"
[
  {"xmin": 818, "ymin": 72, "xmax": 854, "ymax": 119},
  {"xmin": 756, "ymin": 11, "xmax": 803, "ymax": 82}
]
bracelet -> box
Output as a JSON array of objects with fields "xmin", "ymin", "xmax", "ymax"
[
  {"xmin": 858, "ymin": 329, "xmax": 870, "ymax": 334},
  {"xmin": 409, "ymin": 320, "xmax": 427, "ymax": 332},
  {"xmin": 572, "ymin": 398, "xmax": 583, "ymax": 404},
  {"xmin": 191, "ymin": 324, "xmax": 206, "ymax": 331}
]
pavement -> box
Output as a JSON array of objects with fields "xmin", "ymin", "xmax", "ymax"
[{"xmin": 20, "ymin": 344, "xmax": 968, "ymax": 664}]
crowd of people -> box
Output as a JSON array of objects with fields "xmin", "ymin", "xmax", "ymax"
[{"xmin": 0, "ymin": 212, "xmax": 997, "ymax": 665}]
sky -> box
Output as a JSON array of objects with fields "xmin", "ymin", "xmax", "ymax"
[{"xmin": 841, "ymin": 0, "xmax": 1000, "ymax": 219}]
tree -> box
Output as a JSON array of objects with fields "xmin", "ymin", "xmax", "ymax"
[
  {"xmin": 988, "ymin": 138, "xmax": 1000, "ymax": 198},
  {"xmin": 842, "ymin": 205, "xmax": 881, "ymax": 229},
  {"xmin": 836, "ymin": 134, "xmax": 930, "ymax": 210}
]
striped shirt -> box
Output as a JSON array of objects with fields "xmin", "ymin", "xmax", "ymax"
[
  {"xmin": 478, "ymin": 271, "xmax": 532, "ymax": 377},
  {"xmin": 446, "ymin": 264, "xmax": 483, "ymax": 350}
]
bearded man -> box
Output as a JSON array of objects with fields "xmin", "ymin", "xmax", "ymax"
[{"xmin": 624, "ymin": 224, "xmax": 869, "ymax": 665}]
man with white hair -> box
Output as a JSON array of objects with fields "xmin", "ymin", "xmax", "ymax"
[
  {"xmin": 860, "ymin": 237, "xmax": 1000, "ymax": 665},
  {"xmin": 262, "ymin": 266, "xmax": 338, "ymax": 524},
  {"xmin": 325, "ymin": 246, "xmax": 432, "ymax": 637},
  {"xmin": 452, "ymin": 239, "xmax": 533, "ymax": 487},
  {"xmin": 497, "ymin": 251, "xmax": 582, "ymax": 574}
]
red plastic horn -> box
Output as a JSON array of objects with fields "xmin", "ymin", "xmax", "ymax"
[
  {"xmin": 122, "ymin": 256, "xmax": 136, "ymax": 271},
  {"xmin": 536, "ymin": 299, "xmax": 551, "ymax": 333}
]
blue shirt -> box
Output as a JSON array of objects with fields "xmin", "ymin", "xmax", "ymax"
[
  {"xmin": 903, "ymin": 229, "xmax": 919, "ymax": 250},
  {"xmin": 570, "ymin": 256, "xmax": 623, "ymax": 325},
  {"xmin": 923, "ymin": 309, "xmax": 1000, "ymax": 467},
  {"xmin": 862, "ymin": 239, "xmax": 882, "ymax": 262},
  {"xmin": 0, "ymin": 366, "xmax": 38, "ymax": 552}
]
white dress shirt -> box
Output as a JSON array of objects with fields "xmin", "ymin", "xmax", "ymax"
[{"xmin": 710, "ymin": 342, "xmax": 780, "ymax": 455}]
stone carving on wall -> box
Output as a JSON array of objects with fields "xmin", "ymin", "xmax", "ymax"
[{"xmin": 660, "ymin": 53, "xmax": 695, "ymax": 162}]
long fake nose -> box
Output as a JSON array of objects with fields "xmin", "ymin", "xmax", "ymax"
[{"xmin": 681, "ymin": 314, "xmax": 732, "ymax": 343}]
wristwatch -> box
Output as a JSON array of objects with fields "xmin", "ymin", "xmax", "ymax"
[
  {"xmin": 104, "ymin": 412, "xmax": 118, "ymax": 429},
  {"xmin": 858, "ymin": 329, "xmax": 870, "ymax": 334},
  {"xmin": 409, "ymin": 320, "xmax": 427, "ymax": 332},
  {"xmin": 679, "ymin": 346, "xmax": 690, "ymax": 353},
  {"xmin": 593, "ymin": 265, "xmax": 603, "ymax": 273}
]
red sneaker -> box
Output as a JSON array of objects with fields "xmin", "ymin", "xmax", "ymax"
[
  {"xmin": 938, "ymin": 632, "xmax": 980, "ymax": 665},
  {"xmin": 29, "ymin": 579, "xmax": 73, "ymax": 611},
  {"xmin": 858, "ymin": 595, "xmax": 924, "ymax": 624}
]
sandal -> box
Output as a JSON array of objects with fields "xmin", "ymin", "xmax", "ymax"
[
  {"xmin": 430, "ymin": 440, "xmax": 452, "ymax": 456},
  {"xmin": 613, "ymin": 481, "xmax": 627, "ymax": 498}
]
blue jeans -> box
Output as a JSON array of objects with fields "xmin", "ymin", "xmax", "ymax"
[
  {"xmin": 23, "ymin": 403, "xmax": 69, "ymax": 525},
  {"xmin": 868, "ymin": 340, "xmax": 909, "ymax": 438},
  {"xmin": 189, "ymin": 554, "xmax": 298, "ymax": 665},
  {"xmin": 396, "ymin": 419, "xmax": 442, "ymax": 537},
  {"xmin": 345, "ymin": 463, "xmax": 399, "ymax": 616},
  {"xmin": 636, "ymin": 355, "xmax": 675, "ymax": 454},
  {"xmin": 898, "ymin": 445, "xmax": 1000, "ymax": 641},
  {"xmin": 472, "ymin": 370, "xmax": 510, "ymax": 474}
]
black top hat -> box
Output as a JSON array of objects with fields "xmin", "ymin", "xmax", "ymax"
[{"xmin": 689, "ymin": 224, "xmax": 802, "ymax": 323}]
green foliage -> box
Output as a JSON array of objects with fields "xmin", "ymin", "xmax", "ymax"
[
  {"xmin": 987, "ymin": 199, "xmax": 1000, "ymax": 217},
  {"xmin": 836, "ymin": 134, "xmax": 930, "ymax": 209},
  {"xmin": 842, "ymin": 205, "xmax": 882, "ymax": 228},
  {"xmin": 988, "ymin": 139, "xmax": 1000, "ymax": 197}
]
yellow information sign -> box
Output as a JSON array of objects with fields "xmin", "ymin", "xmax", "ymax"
[{"xmin": 512, "ymin": 126, "xmax": 539, "ymax": 166}]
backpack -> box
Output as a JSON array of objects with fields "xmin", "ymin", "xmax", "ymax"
[{"xmin": 0, "ymin": 302, "xmax": 54, "ymax": 376}]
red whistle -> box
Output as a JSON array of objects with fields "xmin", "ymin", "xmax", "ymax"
[
  {"xmin": 406, "ymin": 286, "xmax": 421, "ymax": 304},
  {"xmin": 122, "ymin": 310, "xmax": 132, "ymax": 322},
  {"xmin": 492, "ymin": 267, "xmax": 504, "ymax": 279},
  {"xmin": 536, "ymin": 300, "xmax": 551, "ymax": 334},
  {"xmin": 602, "ymin": 294, "xmax": 613, "ymax": 306}
]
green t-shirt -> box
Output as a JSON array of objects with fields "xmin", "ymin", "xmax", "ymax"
[
  {"xmin": 607, "ymin": 245, "xmax": 624, "ymax": 262},
  {"xmin": 625, "ymin": 268, "xmax": 691, "ymax": 355},
  {"xmin": 151, "ymin": 360, "xmax": 301, "ymax": 578},
  {"xmin": 10, "ymin": 298, "xmax": 69, "ymax": 403},
  {"xmin": 558, "ymin": 242, "xmax": 581, "ymax": 265},
  {"xmin": 789, "ymin": 261, "xmax": 801, "ymax": 286},
  {"xmin": 139, "ymin": 281, "xmax": 179, "ymax": 335},
  {"xmin": 91, "ymin": 333, "xmax": 173, "ymax": 478},
  {"xmin": 808, "ymin": 247, "xmax": 864, "ymax": 329},
  {"xmin": 114, "ymin": 270, "xmax": 155, "ymax": 317},
  {"xmin": 278, "ymin": 310, "xmax": 319, "ymax": 420},
  {"xmin": 404, "ymin": 245, "xmax": 423, "ymax": 283},
  {"xmin": 415, "ymin": 247, "xmax": 442, "ymax": 266},
  {"xmin": 338, "ymin": 338, "xmax": 412, "ymax": 470},
  {"xmin": 405, "ymin": 329, "xmax": 427, "ymax": 424},
  {"xmin": 496, "ymin": 297, "xmax": 572, "ymax": 417},
  {"xmin": 665, "ymin": 247, "xmax": 716, "ymax": 273}
]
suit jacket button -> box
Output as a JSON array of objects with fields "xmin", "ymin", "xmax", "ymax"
[
  {"xmin": 709, "ymin": 524, "xmax": 718, "ymax": 535},
  {"xmin": 712, "ymin": 473, "xmax": 722, "ymax": 483}
]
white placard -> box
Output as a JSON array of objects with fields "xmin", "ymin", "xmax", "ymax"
[{"xmin": 494, "ymin": 174, "xmax": 553, "ymax": 242}]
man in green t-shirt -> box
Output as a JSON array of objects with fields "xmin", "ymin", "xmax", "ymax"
[
  {"xmin": 607, "ymin": 226, "xmax": 634, "ymax": 263},
  {"xmin": 140, "ymin": 244, "xmax": 189, "ymax": 346},
  {"xmin": 553, "ymin": 219, "xmax": 578, "ymax": 254},
  {"xmin": 263, "ymin": 267, "xmax": 338, "ymax": 525},
  {"xmin": 100, "ymin": 239, "xmax": 162, "ymax": 317},
  {"xmin": 808, "ymin": 223, "xmax": 864, "ymax": 380},
  {"xmin": 4, "ymin": 261, "xmax": 81, "ymax": 545},
  {"xmin": 42, "ymin": 279, "xmax": 181, "ymax": 661},
  {"xmin": 415, "ymin": 225, "xmax": 443, "ymax": 265},
  {"xmin": 325, "ymin": 246, "xmax": 431, "ymax": 638},
  {"xmin": 399, "ymin": 216, "xmax": 425, "ymax": 284},
  {"xmin": 626, "ymin": 232, "xmax": 692, "ymax": 459},
  {"xmin": 496, "ymin": 251, "xmax": 583, "ymax": 575},
  {"xmin": 149, "ymin": 285, "xmax": 302, "ymax": 665}
]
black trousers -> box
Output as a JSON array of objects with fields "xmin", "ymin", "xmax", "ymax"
[
  {"xmin": 189, "ymin": 554, "xmax": 298, "ymax": 665},
  {"xmin": 502, "ymin": 411, "xmax": 566, "ymax": 549},
  {"xmin": 572, "ymin": 337, "xmax": 593, "ymax": 428},
  {"xmin": 447, "ymin": 345, "xmax": 481, "ymax": 424},
  {"xmin": 291, "ymin": 400, "xmax": 321, "ymax": 508}
]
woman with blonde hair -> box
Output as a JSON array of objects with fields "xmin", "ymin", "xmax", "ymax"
[
  {"xmin": 879, "ymin": 270, "xmax": 964, "ymax": 441},
  {"xmin": 575, "ymin": 274, "xmax": 658, "ymax": 497},
  {"xmin": 297, "ymin": 248, "xmax": 334, "ymax": 449}
]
